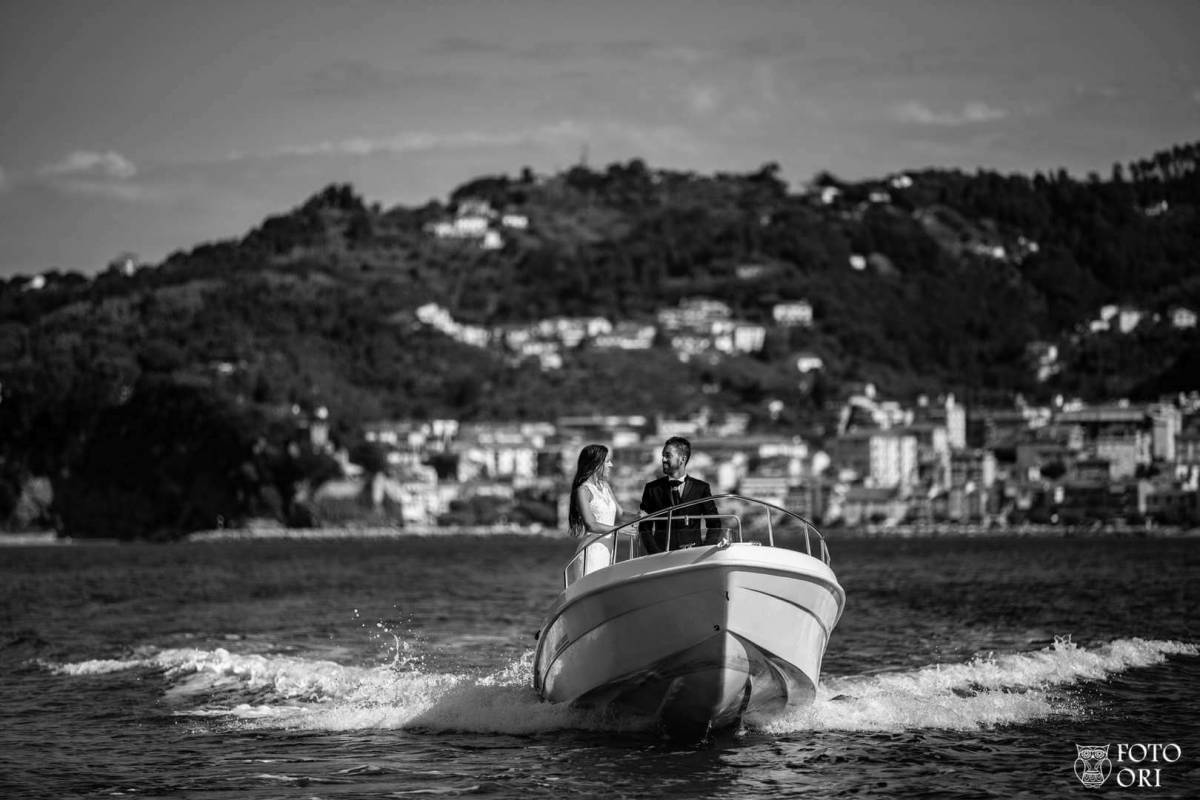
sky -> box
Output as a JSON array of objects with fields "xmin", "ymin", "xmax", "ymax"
[{"xmin": 1, "ymin": 0, "xmax": 1198, "ymax": 279}]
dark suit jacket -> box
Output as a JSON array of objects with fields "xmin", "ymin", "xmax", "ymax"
[{"xmin": 638, "ymin": 476, "xmax": 720, "ymax": 554}]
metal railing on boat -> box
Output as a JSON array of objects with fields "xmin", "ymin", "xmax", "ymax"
[{"xmin": 563, "ymin": 493, "xmax": 831, "ymax": 588}]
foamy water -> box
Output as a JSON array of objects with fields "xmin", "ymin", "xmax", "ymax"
[{"xmin": 49, "ymin": 637, "xmax": 1198, "ymax": 736}]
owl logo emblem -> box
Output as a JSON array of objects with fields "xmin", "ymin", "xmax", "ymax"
[{"xmin": 1074, "ymin": 744, "xmax": 1112, "ymax": 788}]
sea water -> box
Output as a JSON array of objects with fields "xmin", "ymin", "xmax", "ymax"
[{"xmin": 1, "ymin": 534, "xmax": 1197, "ymax": 798}]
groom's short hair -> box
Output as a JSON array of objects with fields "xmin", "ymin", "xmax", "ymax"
[{"xmin": 664, "ymin": 436, "xmax": 691, "ymax": 464}]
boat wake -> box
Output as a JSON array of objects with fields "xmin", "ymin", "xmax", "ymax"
[
  {"xmin": 48, "ymin": 636, "xmax": 1196, "ymax": 735},
  {"xmin": 762, "ymin": 636, "xmax": 1198, "ymax": 733}
]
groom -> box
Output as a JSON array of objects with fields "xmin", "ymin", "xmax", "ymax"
[{"xmin": 638, "ymin": 436, "xmax": 720, "ymax": 554}]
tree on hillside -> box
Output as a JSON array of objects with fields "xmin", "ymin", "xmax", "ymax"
[{"xmin": 55, "ymin": 378, "xmax": 263, "ymax": 539}]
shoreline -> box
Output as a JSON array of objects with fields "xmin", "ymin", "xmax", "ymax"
[
  {"xmin": 839, "ymin": 522, "xmax": 1200, "ymax": 539},
  {"xmin": 184, "ymin": 522, "xmax": 554, "ymax": 542},
  {"xmin": 4, "ymin": 522, "xmax": 1199, "ymax": 544}
]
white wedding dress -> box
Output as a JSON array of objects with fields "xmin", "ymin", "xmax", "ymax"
[{"xmin": 573, "ymin": 482, "xmax": 618, "ymax": 579}]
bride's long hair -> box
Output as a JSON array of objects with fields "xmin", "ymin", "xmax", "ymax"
[{"xmin": 567, "ymin": 444, "xmax": 609, "ymax": 536}]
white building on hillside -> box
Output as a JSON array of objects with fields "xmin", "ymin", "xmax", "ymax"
[
  {"xmin": 730, "ymin": 323, "xmax": 766, "ymax": 353},
  {"xmin": 773, "ymin": 300, "xmax": 813, "ymax": 327},
  {"xmin": 594, "ymin": 322, "xmax": 656, "ymax": 350},
  {"xmin": 1118, "ymin": 307, "xmax": 1143, "ymax": 334},
  {"xmin": 795, "ymin": 352, "xmax": 824, "ymax": 373},
  {"xmin": 1171, "ymin": 307, "xmax": 1197, "ymax": 329}
]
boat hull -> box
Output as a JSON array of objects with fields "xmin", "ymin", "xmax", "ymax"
[{"xmin": 534, "ymin": 543, "xmax": 844, "ymax": 735}]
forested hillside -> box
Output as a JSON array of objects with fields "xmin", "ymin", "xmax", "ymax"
[{"xmin": 2, "ymin": 141, "xmax": 1198, "ymax": 537}]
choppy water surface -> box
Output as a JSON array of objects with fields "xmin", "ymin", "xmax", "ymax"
[{"xmin": 2, "ymin": 534, "xmax": 1197, "ymax": 798}]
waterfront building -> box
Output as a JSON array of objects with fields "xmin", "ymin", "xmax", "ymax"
[
  {"xmin": 830, "ymin": 430, "xmax": 918, "ymax": 491},
  {"xmin": 1014, "ymin": 437, "xmax": 1075, "ymax": 482},
  {"xmin": 1149, "ymin": 404, "xmax": 1182, "ymax": 462},
  {"xmin": 949, "ymin": 449, "xmax": 997, "ymax": 491},
  {"xmin": 906, "ymin": 422, "xmax": 952, "ymax": 489},
  {"xmin": 967, "ymin": 407, "xmax": 1034, "ymax": 449},
  {"xmin": 1056, "ymin": 404, "xmax": 1153, "ymax": 478},
  {"xmin": 835, "ymin": 486, "xmax": 905, "ymax": 527},
  {"xmin": 1138, "ymin": 479, "xmax": 1200, "ymax": 524}
]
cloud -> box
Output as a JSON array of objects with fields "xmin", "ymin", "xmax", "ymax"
[
  {"xmin": 249, "ymin": 120, "xmax": 698, "ymax": 161},
  {"xmin": 272, "ymin": 130, "xmax": 535, "ymax": 158},
  {"xmin": 297, "ymin": 58, "xmax": 476, "ymax": 97},
  {"xmin": 603, "ymin": 42, "xmax": 709, "ymax": 66},
  {"xmin": 300, "ymin": 58, "xmax": 396, "ymax": 97},
  {"xmin": 753, "ymin": 62, "xmax": 779, "ymax": 106},
  {"xmin": 433, "ymin": 34, "xmax": 602, "ymax": 64},
  {"xmin": 594, "ymin": 39, "xmax": 667, "ymax": 61},
  {"xmin": 893, "ymin": 101, "xmax": 1008, "ymax": 126},
  {"xmin": 726, "ymin": 32, "xmax": 808, "ymax": 61},
  {"xmin": 36, "ymin": 150, "xmax": 149, "ymax": 200},
  {"xmin": 0, "ymin": 164, "xmax": 7, "ymax": 192},
  {"xmin": 431, "ymin": 35, "xmax": 707, "ymax": 67},
  {"xmin": 434, "ymin": 35, "xmax": 512, "ymax": 56},
  {"xmin": 687, "ymin": 85, "xmax": 721, "ymax": 115},
  {"xmin": 44, "ymin": 179, "xmax": 149, "ymax": 201},
  {"xmin": 39, "ymin": 150, "xmax": 138, "ymax": 180},
  {"xmin": 1073, "ymin": 84, "xmax": 1120, "ymax": 100}
]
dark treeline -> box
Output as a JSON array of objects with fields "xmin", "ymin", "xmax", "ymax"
[{"xmin": 1, "ymin": 142, "xmax": 1198, "ymax": 538}]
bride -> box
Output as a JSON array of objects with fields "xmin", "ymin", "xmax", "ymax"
[{"xmin": 567, "ymin": 444, "xmax": 624, "ymax": 579}]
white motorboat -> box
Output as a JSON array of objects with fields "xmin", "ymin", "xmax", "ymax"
[{"xmin": 533, "ymin": 494, "xmax": 845, "ymax": 739}]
